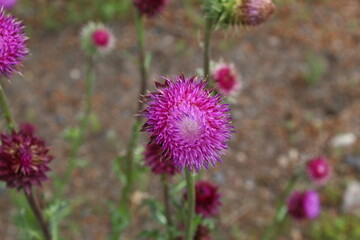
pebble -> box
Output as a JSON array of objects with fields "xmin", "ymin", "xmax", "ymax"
[
  {"xmin": 342, "ymin": 181, "xmax": 360, "ymax": 214},
  {"xmin": 330, "ymin": 132, "xmax": 357, "ymax": 147}
]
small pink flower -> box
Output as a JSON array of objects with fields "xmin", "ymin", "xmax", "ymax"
[
  {"xmin": 81, "ymin": 22, "xmax": 115, "ymax": 57},
  {"xmin": 212, "ymin": 61, "xmax": 241, "ymax": 96},
  {"xmin": 287, "ymin": 190, "xmax": 321, "ymax": 220},
  {"xmin": 306, "ymin": 157, "xmax": 331, "ymax": 185}
]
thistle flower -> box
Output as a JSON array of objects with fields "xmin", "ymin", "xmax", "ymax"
[
  {"xmin": 0, "ymin": 8, "xmax": 28, "ymax": 78},
  {"xmin": 133, "ymin": 0, "xmax": 169, "ymax": 18},
  {"xmin": 287, "ymin": 190, "xmax": 321, "ymax": 220},
  {"xmin": 205, "ymin": 0, "xmax": 275, "ymax": 27},
  {"xmin": 141, "ymin": 75, "xmax": 233, "ymax": 171},
  {"xmin": 0, "ymin": 0, "xmax": 17, "ymax": 9},
  {"xmin": 212, "ymin": 61, "xmax": 241, "ymax": 96},
  {"xmin": 306, "ymin": 156, "xmax": 331, "ymax": 185},
  {"xmin": 143, "ymin": 143, "xmax": 180, "ymax": 176},
  {"xmin": 0, "ymin": 124, "xmax": 53, "ymax": 194},
  {"xmin": 80, "ymin": 22, "xmax": 115, "ymax": 57},
  {"xmin": 191, "ymin": 181, "xmax": 221, "ymax": 218}
]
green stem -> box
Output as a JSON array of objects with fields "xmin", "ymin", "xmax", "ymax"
[
  {"xmin": 203, "ymin": 18, "xmax": 213, "ymax": 88},
  {"xmin": 24, "ymin": 189, "xmax": 52, "ymax": 240},
  {"xmin": 59, "ymin": 56, "xmax": 95, "ymax": 197},
  {"xmin": 261, "ymin": 173, "xmax": 300, "ymax": 240},
  {"xmin": 185, "ymin": 168, "xmax": 196, "ymax": 240},
  {"xmin": 134, "ymin": 10, "xmax": 147, "ymax": 114},
  {"xmin": 0, "ymin": 81, "xmax": 16, "ymax": 131},
  {"xmin": 161, "ymin": 174, "xmax": 173, "ymax": 240}
]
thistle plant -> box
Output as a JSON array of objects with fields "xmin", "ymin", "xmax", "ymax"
[
  {"xmin": 59, "ymin": 22, "xmax": 115, "ymax": 197},
  {"xmin": 0, "ymin": 8, "xmax": 53, "ymax": 240},
  {"xmin": 141, "ymin": 75, "xmax": 233, "ymax": 239}
]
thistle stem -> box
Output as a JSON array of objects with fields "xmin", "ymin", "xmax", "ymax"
[
  {"xmin": 134, "ymin": 10, "xmax": 147, "ymax": 114},
  {"xmin": 0, "ymin": 81, "xmax": 16, "ymax": 131},
  {"xmin": 161, "ymin": 174, "xmax": 173, "ymax": 239},
  {"xmin": 203, "ymin": 18, "xmax": 213, "ymax": 88},
  {"xmin": 185, "ymin": 168, "xmax": 196, "ymax": 240},
  {"xmin": 24, "ymin": 189, "xmax": 51, "ymax": 240},
  {"xmin": 60, "ymin": 56, "xmax": 95, "ymax": 197},
  {"xmin": 261, "ymin": 173, "xmax": 300, "ymax": 240}
]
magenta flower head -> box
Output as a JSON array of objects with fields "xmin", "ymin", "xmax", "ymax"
[
  {"xmin": 143, "ymin": 143, "xmax": 180, "ymax": 176},
  {"xmin": 133, "ymin": 0, "xmax": 169, "ymax": 18},
  {"xmin": 212, "ymin": 61, "xmax": 241, "ymax": 96},
  {"xmin": 141, "ymin": 75, "xmax": 233, "ymax": 171},
  {"xmin": 306, "ymin": 156, "xmax": 331, "ymax": 185},
  {"xmin": 80, "ymin": 22, "xmax": 115, "ymax": 57},
  {"xmin": 287, "ymin": 190, "xmax": 321, "ymax": 220},
  {"xmin": 0, "ymin": 8, "xmax": 28, "ymax": 78},
  {"xmin": 0, "ymin": 0, "xmax": 17, "ymax": 9},
  {"xmin": 238, "ymin": 0, "xmax": 276, "ymax": 26},
  {"xmin": 193, "ymin": 181, "xmax": 221, "ymax": 218},
  {"xmin": 0, "ymin": 124, "xmax": 53, "ymax": 194}
]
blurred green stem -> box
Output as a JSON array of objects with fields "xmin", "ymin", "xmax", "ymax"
[
  {"xmin": 204, "ymin": 18, "xmax": 213, "ymax": 87},
  {"xmin": 261, "ymin": 173, "xmax": 300, "ymax": 240},
  {"xmin": 134, "ymin": 10, "xmax": 147, "ymax": 113},
  {"xmin": 0, "ymin": 81, "xmax": 16, "ymax": 131},
  {"xmin": 25, "ymin": 189, "xmax": 52, "ymax": 240},
  {"xmin": 185, "ymin": 168, "xmax": 196, "ymax": 240},
  {"xmin": 59, "ymin": 56, "xmax": 95, "ymax": 197},
  {"xmin": 161, "ymin": 174, "xmax": 173, "ymax": 240}
]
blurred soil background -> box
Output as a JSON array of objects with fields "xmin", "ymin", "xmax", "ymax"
[{"xmin": 1, "ymin": 0, "xmax": 360, "ymax": 239}]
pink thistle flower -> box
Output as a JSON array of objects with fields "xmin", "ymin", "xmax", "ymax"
[
  {"xmin": 0, "ymin": 0, "xmax": 17, "ymax": 9},
  {"xmin": 193, "ymin": 181, "xmax": 221, "ymax": 218},
  {"xmin": 141, "ymin": 75, "xmax": 233, "ymax": 171},
  {"xmin": 0, "ymin": 124, "xmax": 53, "ymax": 194},
  {"xmin": 212, "ymin": 61, "xmax": 241, "ymax": 96},
  {"xmin": 0, "ymin": 8, "xmax": 28, "ymax": 78},
  {"xmin": 81, "ymin": 22, "xmax": 115, "ymax": 57},
  {"xmin": 306, "ymin": 156, "xmax": 331, "ymax": 185},
  {"xmin": 143, "ymin": 143, "xmax": 180, "ymax": 176},
  {"xmin": 287, "ymin": 190, "xmax": 321, "ymax": 220},
  {"xmin": 133, "ymin": 0, "xmax": 169, "ymax": 18}
]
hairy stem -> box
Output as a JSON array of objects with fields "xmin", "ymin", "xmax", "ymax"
[
  {"xmin": 185, "ymin": 168, "xmax": 196, "ymax": 240},
  {"xmin": 24, "ymin": 189, "xmax": 52, "ymax": 240},
  {"xmin": 0, "ymin": 81, "xmax": 16, "ymax": 131}
]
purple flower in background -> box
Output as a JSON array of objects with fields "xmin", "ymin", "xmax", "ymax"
[
  {"xmin": 306, "ymin": 156, "xmax": 331, "ymax": 185},
  {"xmin": 238, "ymin": 0, "xmax": 275, "ymax": 26},
  {"xmin": 287, "ymin": 190, "xmax": 321, "ymax": 220},
  {"xmin": 143, "ymin": 143, "xmax": 180, "ymax": 176},
  {"xmin": 133, "ymin": 0, "xmax": 169, "ymax": 18},
  {"xmin": 141, "ymin": 75, "xmax": 233, "ymax": 171},
  {"xmin": 0, "ymin": 124, "xmax": 53, "ymax": 194},
  {"xmin": 0, "ymin": 8, "xmax": 28, "ymax": 78},
  {"xmin": 212, "ymin": 61, "xmax": 241, "ymax": 96},
  {"xmin": 0, "ymin": 0, "xmax": 17, "ymax": 10},
  {"xmin": 194, "ymin": 181, "xmax": 221, "ymax": 218}
]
